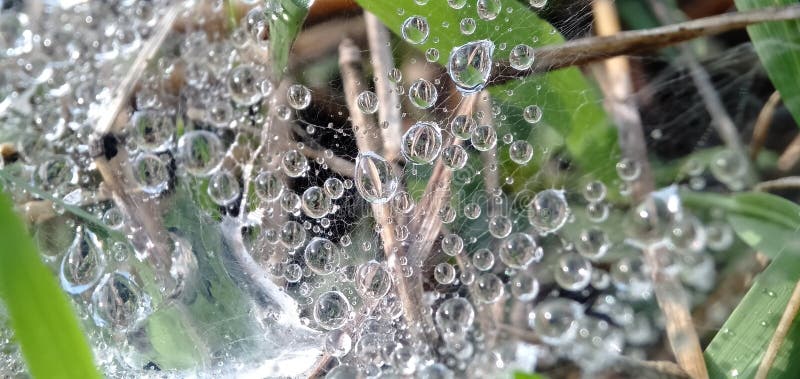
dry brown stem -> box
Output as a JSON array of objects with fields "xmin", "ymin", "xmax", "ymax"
[{"xmin": 491, "ymin": 4, "xmax": 800, "ymax": 84}]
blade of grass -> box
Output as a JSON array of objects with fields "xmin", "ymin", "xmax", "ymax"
[
  {"xmin": 681, "ymin": 190, "xmax": 800, "ymax": 259},
  {"xmin": 268, "ymin": 0, "xmax": 313, "ymax": 79},
  {"xmin": 735, "ymin": 0, "xmax": 800, "ymax": 128},
  {"xmin": 0, "ymin": 191, "xmax": 101, "ymax": 379}
]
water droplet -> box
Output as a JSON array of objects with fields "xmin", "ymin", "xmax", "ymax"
[
  {"xmin": 523, "ymin": 104, "xmax": 543, "ymax": 124},
  {"xmin": 527, "ymin": 189, "xmax": 569, "ymax": 235},
  {"xmin": 356, "ymin": 261, "xmax": 391, "ymax": 300},
  {"xmin": 130, "ymin": 111, "xmax": 173, "ymax": 151},
  {"xmin": 435, "ymin": 297, "xmax": 475, "ymax": 335},
  {"xmin": 509, "ymin": 44, "xmax": 535, "ymax": 70},
  {"xmin": 509, "ymin": 140, "xmax": 533, "ymax": 164},
  {"xmin": 555, "ymin": 253, "xmax": 593, "ymax": 291},
  {"xmin": 314, "ymin": 291, "xmax": 352, "ymax": 330},
  {"xmin": 301, "ymin": 186, "xmax": 332, "ymax": 219},
  {"xmin": 303, "ymin": 237, "xmax": 339, "ymax": 276},
  {"xmin": 91, "ymin": 271, "xmax": 149, "ymax": 331},
  {"xmin": 354, "ymin": 152, "xmax": 399, "ymax": 204},
  {"xmin": 448, "ymin": 0, "xmax": 468, "ymax": 9},
  {"xmin": 488, "ymin": 215, "xmax": 512, "ymax": 238},
  {"xmin": 499, "ymin": 233, "xmax": 541, "ymax": 269},
  {"xmin": 401, "ymin": 16, "xmax": 430, "ymax": 45},
  {"xmin": 529, "ymin": 298, "xmax": 582, "ymax": 345},
  {"xmin": 356, "ymin": 90, "xmax": 379, "ymax": 114},
  {"xmin": 60, "ymin": 226, "xmax": 106, "ymax": 294},
  {"xmin": 282, "ymin": 149, "xmax": 309, "ymax": 178},
  {"xmin": 450, "ymin": 114, "xmax": 477, "ymax": 140},
  {"xmin": 510, "ymin": 271, "xmax": 540, "ymax": 302},
  {"xmin": 227, "ymin": 64, "xmax": 262, "ymax": 106},
  {"xmin": 177, "ymin": 130, "xmax": 223, "ymax": 176},
  {"xmin": 474, "ymin": 273, "xmax": 504, "ymax": 303},
  {"xmin": 460, "ymin": 18, "xmax": 477, "ymax": 35},
  {"xmin": 576, "ymin": 228, "xmax": 611, "ymax": 260},
  {"xmin": 401, "ymin": 121, "xmax": 443, "ymax": 164},
  {"xmin": 447, "ymin": 39, "xmax": 494, "ymax": 93},
  {"xmin": 441, "ymin": 145, "xmax": 469, "ymax": 170},
  {"xmin": 529, "ymin": 0, "xmax": 548, "ymax": 9},
  {"xmin": 255, "ymin": 171, "xmax": 284, "ymax": 201},
  {"xmin": 324, "ymin": 330, "xmax": 352, "ymax": 357},
  {"xmin": 324, "ymin": 177, "xmax": 345, "ymax": 199},
  {"xmin": 207, "ymin": 171, "xmax": 240, "ymax": 206},
  {"xmin": 476, "ymin": 0, "xmax": 502, "ymax": 21},
  {"xmin": 472, "ymin": 248, "xmax": 495, "ymax": 271},
  {"xmin": 132, "ymin": 153, "xmax": 169, "ymax": 195},
  {"xmin": 442, "ymin": 233, "xmax": 464, "ymax": 256},
  {"xmin": 471, "ymin": 124, "xmax": 497, "ymax": 151},
  {"xmin": 408, "ymin": 79, "xmax": 438, "ymax": 109},
  {"xmin": 434, "ymin": 263, "xmax": 457, "ymax": 284},
  {"xmin": 287, "ymin": 84, "xmax": 312, "ymax": 110}
]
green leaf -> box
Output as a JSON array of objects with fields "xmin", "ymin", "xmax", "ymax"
[
  {"xmin": 735, "ymin": 0, "xmax": 800, "ymax": 127},
  {"xmin": 355, "ymin": 0, "xmax": 620, "ymax": 187},
  {"xmin": 0, "ymin": 192, "xmax": 101, "ymax": 379},
  {"xmin": 268, "ymin": 0, "xmax": 313, "ymax": 79},
  {"xmin": 513, "ymin": 371, "xmax": 545, "ymax": 379},
  {"xmin": 681, "ymin": 191, "xmax": 800, "ymax": 259}
]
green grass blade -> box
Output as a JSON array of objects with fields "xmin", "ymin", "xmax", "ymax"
[
  {"xmin": 691, "ymin": 191, "xmax": 800, "ymax": 378},
  {"xmin": 681, "ymin": 191, "xmax": 800, "ymax": 259},
  {"xmin": 354, "ymin": 0, "xmax": 620, "ymax": 187},
  {"xmin": 735, "ymin": 0, "xmax": 800, "ymax": 128},
  {"xmin": 0, "ymin": 192, "xmax": 100, "ymax": 379},
  {"xmin": 705, "ymin": 251, "xmax": 800, "ymax": 378},
  {"xmin": 268, "ymin": 0, "xmax": 313, "ymax": 79}
]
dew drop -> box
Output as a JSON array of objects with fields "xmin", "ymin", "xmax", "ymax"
[{"xmin": 447, "ymin": 39, "xmax": 494, "ymax": 93}]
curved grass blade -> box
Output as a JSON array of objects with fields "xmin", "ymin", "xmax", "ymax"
[
  {"xmin": 269, "ymin": 0, "xmax": 314, "ymax": 79},
  {"xmin": 735, "ymin": 0, "xmax": 800, "ymax": 128},
  {"xmin": 0, "ymin": 192, "xmax": 101, "ymax": 379}
]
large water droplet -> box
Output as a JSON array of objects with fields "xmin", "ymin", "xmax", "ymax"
[
  {"xmin": 305, "ymin": 237, "xmax": 340, "ymax": 275},
  {"xmin": 354, "ymin": 152, "xmax": 398, "ymax": 204},
  {"xmin": 314, "ymin": 290, "xmax": 352, "ymax": 330},
  {"xmin": 527, "ymin": 189, "xmax": 569, "ymax": 235},
  {"xmin": 176, "ymin": 130, "xmax": 223, "ymax": 176},
  {"xmin": 401, "ymin": 16, "xmax": 430, "ymax": 45},
  {"xmin": 401, "ymin": 121, "xmax": 442, "ymax": 165},
  {"xmin": 60, "ymin": 226, "xmax": 106, "ymax": 294},
  {"xmin": 408, "ymin": 78, "xmax": 438, "ymax": 109},
  {"xmin": 476, "ymin": 0, "xmax": 502, "ymax": 21},
  {"xmin": 447, "ymin": 39, "xmax": 494, "ymax": 94},
  {"xmin": 91, "ymin": 271, "xmax": 149, "ymax": 331},
  {"xmin": 132, "ymin": 153, "xmax": 170, "ymax": 195}
]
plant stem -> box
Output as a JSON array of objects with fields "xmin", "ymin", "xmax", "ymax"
[
  {"xmin": 593, "ymin": 0, "xmax": 654, "ymax": 201},
  {"xmin": 490, "ymin": 4, "xmax": 800, "ymax": 83},
  {"xmin": 751, "ymin": 91, "xmax": 782, "ymax": 160},
  {"xmin": 365, "ymin": 12, "xmax": 403, "ymax": 163},
  {"xmin": 338, "ymin": 38, "xmax": 437, "ymax": 346}
]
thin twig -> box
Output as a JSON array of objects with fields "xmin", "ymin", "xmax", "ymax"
[
  {"xmin": 93, "ymin": 3, "xmax": 181, "ymax": 136},
  {"xmin": 498, "ymin": 324, "xmax": 690, "ymax": 379},
  {"xmin": 365, "ymin": 12, "xmax": 403, "ymax": 163},
  {"xmin": 777, "ymin": 134, "xmax": 800, "ymax": 172},
  {"xmin": 754, "ymin": 176, "xmax": 800, "ymax": 192},
  {"xmin": 751, "ymin": 91, "xmax": 782, "ymax": 160},
  {"xmin": 593, "ymin": 0, "xmax": 654, "ymax": 201},
  {"xmin": 301, "ymin": 147, "xmax": 355, "ymax": 178},
  {"xmin": 755, "ymin": 280, "xmax": 800, "ymax": 379},
  {"xmin": 490, "ymin": 4, "xmax": 800, "ymax": 84},
  {"xmin": 339, "ymin": 38, "xmax": 438, "ymax": 346},
  {"xmin": 643, "ymin": 244, "xmax": 709, "ymax": 379},
  {"xmin": 649, "ymin": 0, "xmax": 754, "ymax": 185}
]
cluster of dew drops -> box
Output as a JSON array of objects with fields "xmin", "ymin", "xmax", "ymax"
[{"xmin": 0, "ymin": 0, "xmax": 752, "ymax": 378}]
